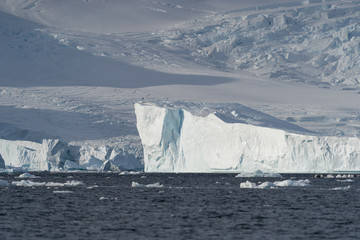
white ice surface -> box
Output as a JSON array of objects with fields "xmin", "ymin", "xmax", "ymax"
[
  {"xmin": 331, "ymin": 186, "xmax": 351, "ymax": 191},
  {"xmin": 11, "ymin": 180, "xmax": 84, "ymax": 187},
  {"xmin": 235, "ymin": 170, "xmax": 282, "ymax": 178},
  {"xmin": 131, "ymin": 181, "xmax": 164, "ymax": 188},
  {"xmin": 17, "ymin": 173, "xmax": 40, "ymax": 179},
  {"xmin": 136, "ymin": 103, "xmax": 360, "ymax": 173},
  {"xmin": 240, "ymin": 179, "xmax": 310, "ymax": 189}
]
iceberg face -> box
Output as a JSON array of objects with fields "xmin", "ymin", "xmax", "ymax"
[
  {"xmin": 0, "ymin": 138, "xmax": 143, "ymax": 171},
  {"xmin": 135, "ymin": 103, "xmax": 360, "ymax": 173},
  {"xmin": 0, "ymin": 139, "xmax": 53, "ymax": 170}
]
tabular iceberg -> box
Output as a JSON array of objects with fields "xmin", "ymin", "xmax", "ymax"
[{"xmin": 135, "ymin": 103, "xmax": 360, "ymax": 173}]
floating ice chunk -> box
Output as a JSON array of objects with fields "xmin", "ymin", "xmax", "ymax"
[
  {"xmin": 257, "ymin": 181, "xmax": 276, "ymax": 189},
  {"xmin": 0, "ymin": 179, "xmax": 9, "ymax": 186},
  {"xmin": 326, "ymin": 174, "xmax": 335, "ymax": 178},
  {"xmin": 53, "ymin": 190, "xmax": 73, "ymax": 194},
  {"xmin": 240, "ymin": 179, "xmax": 310, "ymax": 189},
  {"xmin": 235, "ymin": 170, "xmax": 282, "ymax": 178},
  {"xmin": 231, "ymin": 111, "xmax": 238, "ymax": 118},
  {"xmin": 12, "ymin": 180, "xmax": 84, "ymax": 187},
  {"xmin": 46, "ymin": 180, "xmax": 85, "ymax": 187},
  {"xmin": 131, "ymin": 181, "xmax": 163, "ymax": 188},
  {"xmin": 240, "ymin": 181, "xmax": 257, "ymax": 189},
  {"xmin": 76, "ymin": 46, "xmax": 85, "ymax": 51},
  {"xmin": 17, "ymin": 173, "xmax": 40, "ymax": 179},
  {"xmin": 336, "ymin": 179, "xmax": 354, "ymax": 183},
  {"xmin": 119, "ymin": 171, "xmax": 142, "ymax": 175},
  {"xmin": 12, "ymin": 180, "xmax": 46, "ymax": 187},
  {"xmin": 240, "ymin": 181, "xmax": 276, "ymax": 189},
  {"xmin": 273, "ymin": 179, "xmax": 310, "ymax": 187},
  {"xmin": 331, "ymin": 186, "xmax": 351, "ymax": 190},
  {"xmin": 336, "ymin": 174, "xmax": 355, "ymax": 178},
  {"xmin": 66, "ymin": 181, "xmax": 84, "ymax": 186}
]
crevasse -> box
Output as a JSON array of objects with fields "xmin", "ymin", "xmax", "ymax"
[{"xmin": 135, "ymin": 103, "xmax": 360, "ymax": 173}]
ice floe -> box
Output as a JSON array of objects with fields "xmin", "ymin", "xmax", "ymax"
[
  {"xmin": 331, "ymin": 186, "xmax": 351, "ymax": 191},
  {"xmin": 17, "ymin": 173, "xmax": 40, "ymax": 179},
  {"xmin": 131, "ymin": 181, "xmax": 163, "ymax": 188},
  {"xmin": 235, "ymin": 170, "xmax": 282, "ymax": 178},
  {"xmin": 12, "ymin": 180, "xmax": 85, "ymax": 187},
  {"xmin": 240, "ymin": 179, "xmax": 311, "ymax": 189}
]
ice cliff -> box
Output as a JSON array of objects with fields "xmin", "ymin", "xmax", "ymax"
[
  {"xmin": 0, "ymin": 125, "xmax": 143, "ymax": 171},
  {"xmin": 135, "ymin": 103, "xmax": 360, "ymax": 173}
]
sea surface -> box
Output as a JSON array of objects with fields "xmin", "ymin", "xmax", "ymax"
[{"xmin": 1, "ymin": 172, "xmax": 360, "ymax": 240}]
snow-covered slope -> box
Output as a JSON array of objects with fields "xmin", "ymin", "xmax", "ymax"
[
  {"xmin": 136, "ymin": 103, "xmax": 360, "ymax": 173},
  {"xmin": 158, "ymin": 0, "xmax": 360, "ymax": 87}
]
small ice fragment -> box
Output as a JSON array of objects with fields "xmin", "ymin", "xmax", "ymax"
[
  {"xmin": 331, "ymin": 186, "xmax": 351, "ymax": 190},
  {"xmin": 146, "ymin": 182, "xmax": 164, "ymax": 188},
  {"xmin": 240, "ymin": 179, "xmax": 310, "ymax": 189},
  {"xmin": 12, "ymin": 180, "xmax": 46, "ymax": 187},
  {"xmin": 231, "ymin": 110, "xmax": 239, "ymax": 117},
  {"xmin": 17, "ymin": 173, "xmax": 40, "ymax": 179},
  {"xmin": 53, "ymin": 190, "xmax": 73, "ymax": 194},
  {"xmin": 119, "ymin": 171, "xmax": 141, "ymax": 175},
  {"xmin": 131, "ymin": 181, "xmax": 163, "ymax": 188},
  {"xmin": 45, "ymin": 180, "xmax": 85, "ymax": 187},
  {"xmin": 273, "ymin": 179, "xmax": 310, "ymax": 187},
  {"xmin": 240, "ymin": 181, "xmax": 257, "ymax": 189},
  {"xmin": 236, "ymin": 170, "xmax": 281, "ymax": 178},
  {"xmin": 257, "ymin": 181, "xmax": 276, "ymax": 189},
  {"xmin": 336, "ymin": 179, "xmax": 354, "ymax": 183}
]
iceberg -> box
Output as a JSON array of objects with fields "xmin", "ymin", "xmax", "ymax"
[
  {"xmin": 0, "ymin": 139, "xmax": 71, "ymax": 171},
  {"xmin": 135, "ymin": 103, "xmax": 360, "ymax": 173},
  {"xmin": 0, "ymin": 137, "xmax": 143, "ymax": 171}
]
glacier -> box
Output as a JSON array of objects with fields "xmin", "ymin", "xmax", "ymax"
[{"xmin": 135, "ymin": 103, "xmax": 360, "ymax": 173}]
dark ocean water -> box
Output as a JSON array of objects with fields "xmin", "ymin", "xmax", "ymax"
[{"xmin": 0, "ymin": 172, "xmax": 360, "ymax": 240}]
